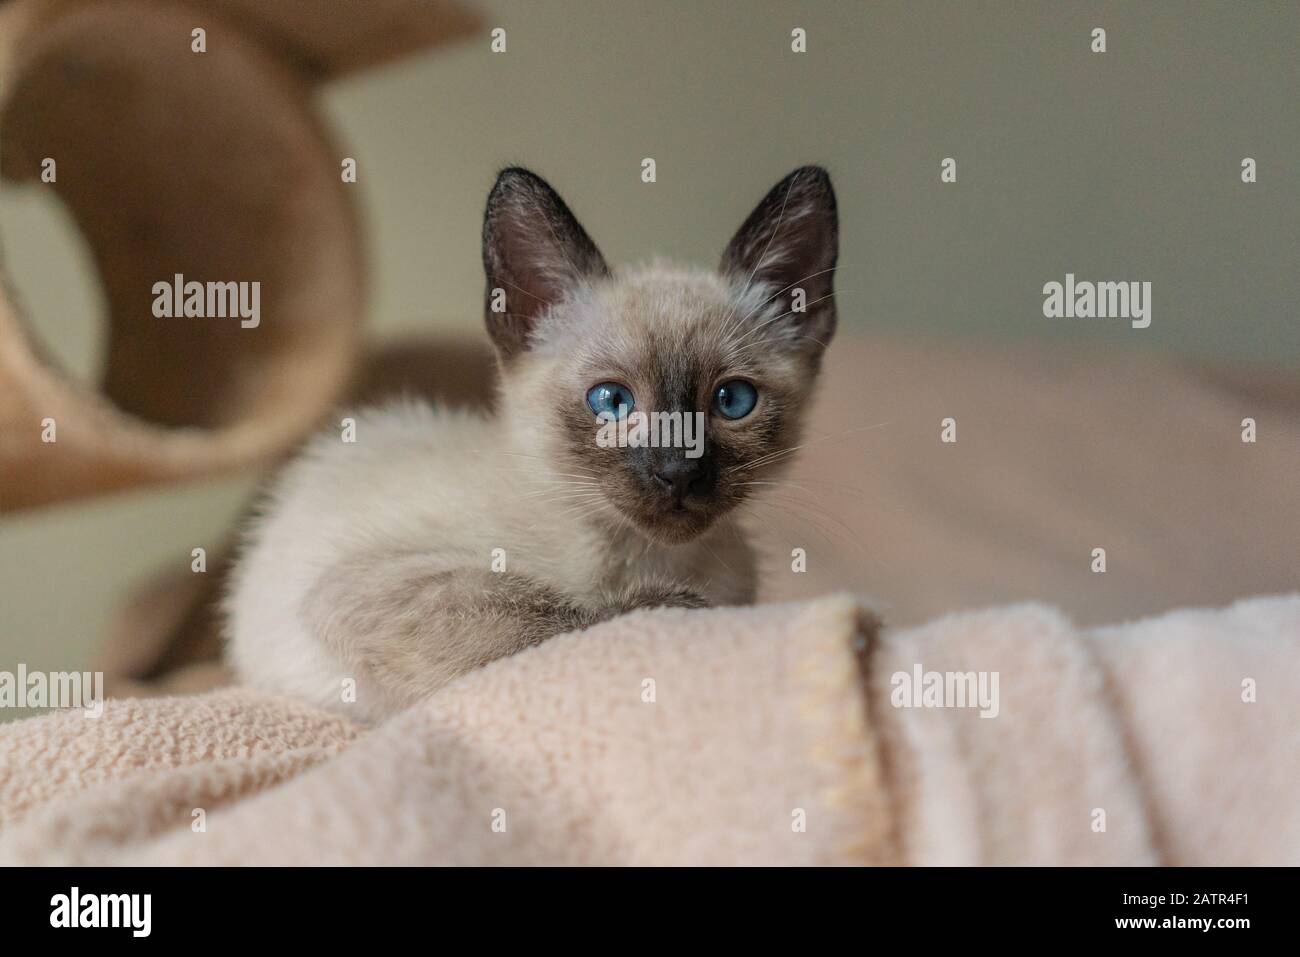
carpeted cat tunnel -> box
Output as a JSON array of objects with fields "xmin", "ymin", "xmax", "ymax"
[{"xmin": 0, "ymin": 0, "xmax": 480, "ymax": 511}]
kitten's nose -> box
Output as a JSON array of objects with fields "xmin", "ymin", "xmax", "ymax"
[{"xmin": 652, "ymin": 458, "xmax": 707, "ymax": 502}]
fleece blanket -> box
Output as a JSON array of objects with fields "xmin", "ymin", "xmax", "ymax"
[{"xmin": 1, "ymin": 594, "xmax": 1297, "ymax": 866}]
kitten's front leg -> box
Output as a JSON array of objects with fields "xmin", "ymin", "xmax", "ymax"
[
  {"xmin": 608, "ymin": 583, "xmax": 711, "ymax": 613},
  {"xmin": 304, "ymin": 558, "xmax": 710, "ymax": 719},
  {"xmin": 304, "ymin": 559, "xmax": 607, "ymax": 717}
]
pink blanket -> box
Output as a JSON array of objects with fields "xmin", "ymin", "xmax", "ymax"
[{"xmin": 3, "ymin": 593, "xmax": 1296, "ymax": 865}]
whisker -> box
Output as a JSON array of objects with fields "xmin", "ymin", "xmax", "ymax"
[
  {"xmin": 492, "ymin": 276, "xmax": 554, "ymax": 308},
  {"xmin": 735, "ymin": 476, "xmax": 868, "ymax": 495},
  {"xmin": 697, "ymin": 537, "xmax": 737, "ymax": 580},
  {"xmin": 726, "ymin": 292, "xmax": 836, "ymax": 354},
  {"xmin": 718, "ymin": 266, "xmax": 838, "ymax": 346},
  {"xmin": 552, "ymin": 497, "xmax": 610, "ymax": 522},
  {"xmin": 715, "ymin": 172, "xmax": 803, "ymax": 336},
  {"xmin": 727, "ymin": 421, "xmax": 891, "ymax": 474},
  {"xmin": 744, "ymin": 495, "xmax": 871, "ymax": 560},
  {"xmin": 520, "ymin": 486, "xmax": 603, "ymax": 503}
]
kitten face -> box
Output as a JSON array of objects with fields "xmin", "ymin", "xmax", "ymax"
[{"xmin": 483, "ymin": 167, "xmax": 838, "ymax": 543}]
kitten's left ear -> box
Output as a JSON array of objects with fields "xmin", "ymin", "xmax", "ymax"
[
  {"xmin": 720, "ymin": 166, "xmax": 838, "ymax": 354},
  {"xmin": 482, "ymin": 167, "xmax": 609, "ymax": 359}
]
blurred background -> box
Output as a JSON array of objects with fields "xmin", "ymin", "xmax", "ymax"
[{"xmin": 2, "ymin": 0, "xmax": 1297, "ymax": 719}]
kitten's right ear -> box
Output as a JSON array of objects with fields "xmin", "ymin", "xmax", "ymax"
[{"xmin": 481, "ymin": 168, "xmax": 609, "ymax": 359}]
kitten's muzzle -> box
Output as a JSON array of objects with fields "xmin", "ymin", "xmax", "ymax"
[{"xmin": 647, "ymin": 454, "xmax": 716, "ymax": 508}]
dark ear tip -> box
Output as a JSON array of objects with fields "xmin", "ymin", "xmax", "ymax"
[
  {"xmin": 785, "ymin": 165, "xmax": 835, "ymax": 202},
  {"xmin": 790, "ymin": 164, "xmax": 830, "ymax": 182},
  {"xmin": 494, "ymin": 165, "xmax": 539, "ymax": 184},
  {"xmin": 490, "ymin": 166, "xmax": 550, "ymax": 199}
]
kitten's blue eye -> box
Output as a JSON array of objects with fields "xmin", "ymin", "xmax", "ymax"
[
  {"xmin": 714, "ymin": 380, "xmax": 758, "ymax": 420},
  {"xmin": 587, "ymin": 382, "xmax": 634, "ymax": 418}
]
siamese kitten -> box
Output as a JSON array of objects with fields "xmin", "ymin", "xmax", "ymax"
[{"xmin": 226, "ymin": 165, "xmax": 838, "ymax": 722}]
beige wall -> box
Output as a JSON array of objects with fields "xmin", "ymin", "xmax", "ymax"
[{"xmin": 2, "ymin": 0, "xmax": 1297, "ymax": 715}]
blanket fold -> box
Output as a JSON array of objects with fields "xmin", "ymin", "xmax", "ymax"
[{"xmin": 1, "ymin": 594, "xmax": 1296, "ymax": 865}]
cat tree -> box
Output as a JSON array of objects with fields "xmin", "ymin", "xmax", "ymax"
[{"xmin": 0, "ymin": 0, "xmax": 480, "ymax": 512}]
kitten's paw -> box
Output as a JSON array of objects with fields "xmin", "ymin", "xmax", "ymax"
[{"xmin": 616, "ymin": 585, "xmax": 711, "ymax": 613}]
